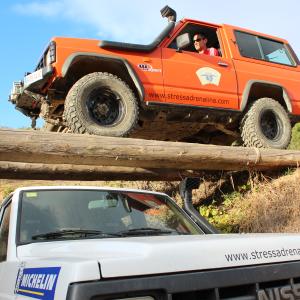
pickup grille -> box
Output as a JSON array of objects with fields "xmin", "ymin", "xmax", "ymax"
[
  {"xmin": 172, "ymin": 278, "xmax": 298, "ymax": 299},
  {"xmin": 66, "ymin": 261, "xmax": 300, "ymax": 300}
]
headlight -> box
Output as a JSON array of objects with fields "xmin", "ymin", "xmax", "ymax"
[
  {"xmin": 45, "ymin": 41, "xmax": 56, "ymax": 65},
  {"xmin": 115, "ymin": 297, "xmax": 155, "ymax": 300}
]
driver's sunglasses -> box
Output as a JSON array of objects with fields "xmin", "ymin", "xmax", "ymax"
[{"xmin": 194, "ymin": 38, "xmax": 203, "ymax": 43}]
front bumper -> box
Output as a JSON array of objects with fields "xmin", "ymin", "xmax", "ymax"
[
  {"xmin": 23, "ymin": 65, "xmax": 53, "ymax": 90},
  {"xmin": 9, "ymin": 65, "xmax": 53, "ymax": 104}
]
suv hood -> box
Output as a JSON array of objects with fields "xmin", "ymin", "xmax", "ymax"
[{"xmin": 17, "ymin": 234, "xmax": 300, "ymax": 278}]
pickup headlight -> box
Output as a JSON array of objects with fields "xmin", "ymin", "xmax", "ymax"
[{"xmin": 45, "ymin": 41, "xmax": 56, "ymax": 65}]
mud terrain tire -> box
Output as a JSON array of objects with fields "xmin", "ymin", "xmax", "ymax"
[
  {"xmin": 240, "ymin": 98, "xmax": 291, "ymax": 149},
  {"xmin": 64, "ymin": 72, "xmax": 138, "ymax": 136}
]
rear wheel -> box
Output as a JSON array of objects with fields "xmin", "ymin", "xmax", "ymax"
[
  {"xmin": 64, "ymin": 72, "xmax": 138, "ymax": 136},
  {"xmin": 240, "ymin": 98, "xmax": 291, "ymax": 149}
]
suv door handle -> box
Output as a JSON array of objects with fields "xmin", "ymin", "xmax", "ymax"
[{"xmin": 218, "ymin": 62, "xmax": 229, "ymax": 67}]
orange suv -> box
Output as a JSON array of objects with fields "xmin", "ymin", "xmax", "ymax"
[{"xmin": 9, "ymin": 6, "xmax": 300, "ymax": 149}]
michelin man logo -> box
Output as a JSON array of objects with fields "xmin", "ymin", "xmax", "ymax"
[{"xmin": 196, "ymin": 67, "xmax": 221, "ymax": 86}]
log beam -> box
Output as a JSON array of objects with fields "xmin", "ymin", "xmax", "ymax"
[
  {"xmin": 0, "ymin": 129, "xmax": 299, "ymax": 181},
  {"xmin": 0, "ymin": 161, "xmax": 203, "ymax": 181}
]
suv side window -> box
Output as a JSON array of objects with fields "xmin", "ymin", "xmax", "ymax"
[
  {"xmin": 260, "ymin": 38, "xmax": 293, "ymax": 65},
  {"xmin": 235, "ymin": 30, "xmax": 295, "ymax": 66},
  {"xmin": 167, "ymin": 23, "xmax": 221, "ymax": 56},
  {"xmin": 0, "ymin": 203, "xmax": 11, "ymax": 262},
  {"xmin": 235, "ymin": 31, "xmax": 262, "ymax": 59}
]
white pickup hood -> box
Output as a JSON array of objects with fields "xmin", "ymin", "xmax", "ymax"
[{"xmin": 18, "ymin": 234, "xmax": 300, "ymax": 278}]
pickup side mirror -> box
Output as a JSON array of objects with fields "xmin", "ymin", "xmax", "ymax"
[{"xmin": 176, "ymin": 33, "xmax": 191, "ymax": 52}]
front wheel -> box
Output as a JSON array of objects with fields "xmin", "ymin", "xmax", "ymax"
[
  {"xmin": 64, "ymin": 72, "xmax": 139, "ymax": 137},
  {"xmin": 240, "ymin": 98, "xmax": 291, "ymax": 149}
]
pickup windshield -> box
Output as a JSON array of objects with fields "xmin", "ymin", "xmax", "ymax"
[{"xmin": 19, "ymin": 189, "xmax": 202, "ymax": 243}]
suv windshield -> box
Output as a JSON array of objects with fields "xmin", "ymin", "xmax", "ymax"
[{"xmin": 19, "ymin": 189, "xmax": 202, "ymax": 243}]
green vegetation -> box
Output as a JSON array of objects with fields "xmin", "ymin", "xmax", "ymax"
[
  {"xmin": 198, "ymin": 186, "xmax": 250, "ymax": 233},
  {"xmin": 199, "ymin": 198, "xmax": 237, "ymax": 233},
  {"xmin": 289, "ymin": 123, "xmax": 300, "ymax": 149}
]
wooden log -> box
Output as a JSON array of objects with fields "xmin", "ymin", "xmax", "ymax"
[
  {"xmin": 0, "ymin": 129, "xmax": 299, "ymax": 172},
  {"xmin": 0, "ymin": 161, "xmax": 203, "ymax": 181}
]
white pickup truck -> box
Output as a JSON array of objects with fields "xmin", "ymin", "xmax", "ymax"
[{"xmin": 1, "ymin": 183, "xmax": 300, "ymax": 300}]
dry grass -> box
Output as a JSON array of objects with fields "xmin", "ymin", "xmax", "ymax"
[{"xmin": 233, "ymin": 169, "xmax": 300, "ymax": 233}]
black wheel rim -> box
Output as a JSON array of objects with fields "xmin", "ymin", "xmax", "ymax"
[
  {"xmin": 86, "ymin": 87, "xmax": 124, "ymax": 126},
  {"xmin": 260, "ymin": 109, "xmax": 282, "ymax": 141}
]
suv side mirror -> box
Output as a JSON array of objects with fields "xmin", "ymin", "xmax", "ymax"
[{"xmin": 176, "ymin": 33, "xmax": 191, "ymax": 52}]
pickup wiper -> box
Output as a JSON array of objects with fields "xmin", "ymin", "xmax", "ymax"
[
  {"xmin": 32, "ymin": 229, "xmax": 121, "ymax": 240},
  {"xmin": 117, "ymin": 227, "xmax": 175, "ymax": 236}
]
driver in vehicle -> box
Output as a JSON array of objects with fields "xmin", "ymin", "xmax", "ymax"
[{"xmin": 193, "ymin": 32, "xmax": 219, "ymax": 56}]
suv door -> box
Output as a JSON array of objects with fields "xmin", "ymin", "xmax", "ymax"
[{"xmin": 161, "ymin": 22, "xmax": 239, "ymax": 110}]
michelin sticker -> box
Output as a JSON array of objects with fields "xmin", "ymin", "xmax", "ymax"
[
  {"xmin": 15, "ymin": 266, "xmax": 61, "ymax": 300},
  {"xmin": 196, "ymin": 67, "xmax": 221, "ymax": 86},
  {"xmin": 138, "ymin": 64, "xmax": 162, "ymax": 73}
]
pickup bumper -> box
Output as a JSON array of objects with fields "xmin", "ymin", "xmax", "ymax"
[{"xmin": 9, "ymin": 65, "xmax": 53, "ymax": 105}]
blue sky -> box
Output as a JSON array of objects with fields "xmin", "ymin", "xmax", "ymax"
[{"xmin": 1, "ymin": 0, "xmax": 300, "ymax": 129}]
